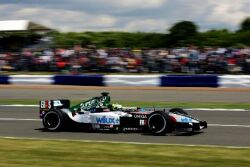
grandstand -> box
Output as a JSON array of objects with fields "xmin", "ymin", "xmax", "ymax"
[
  {"xmin": 0, "ymin": 20, "xmax": 51, "ymax": 32},
  {"xmin": 0, "ymin": 20, "xmax": 52, "ymax": 51}
]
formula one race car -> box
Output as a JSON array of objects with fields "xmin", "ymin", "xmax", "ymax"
[{"xmin": 39, "ymin": 92, "xmax": 207, "ymax": 135}]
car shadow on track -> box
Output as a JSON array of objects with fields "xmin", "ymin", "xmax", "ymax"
[
  {"xmin": 35, "ymin": 128, "xmax": 204, "ymax": 136},
  {"xmin": 172, "ymin": 131, "xmax": 203, "ymax": 136},
  {"xmin": 35, "ymin": 128, "xmax": 121, "ymax": 134}
]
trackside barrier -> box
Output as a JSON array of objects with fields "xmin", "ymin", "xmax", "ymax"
[
  {"xmin": 218, "ymin": 75, "xmax": 250, "ymax": 88},
  {"xmin": 104, "ymin": 75, "xmax": 161, "ymax": 86},
  {"xmin": 0, "ymin": 75, "xmax": 9, "ymax": 84},
  {"xmin": 54, "ymin": 75, "xmax": 104, "ymax": 86},
  {"xmin": 1, "ymin": 75, "xmax": 250, "ymax": 87},
  {"xmin": 9, "ymin": 75, "xmax": 54, "ymax": 85},
  {"xmin": 160, "ymin": 75, "xmax": 218, "ymax": 87}
]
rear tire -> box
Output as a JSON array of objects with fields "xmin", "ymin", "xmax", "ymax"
[
  {"xmin": 42, "ymin": 109, "xmax": 66, "ymax": 131},
  {"xmin": 147, "ymin": 111, "xmax": 172, "ymax": 135},
  {"xmin": 169, "ymin": 108, "xmax": 188, "ymax": 115}
]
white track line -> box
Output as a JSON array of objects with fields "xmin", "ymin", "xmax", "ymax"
[
  {"xmin": 0, "ymin": 118, "xmax": 40, "ymax": 121},
  {"xmin": 1, "ymin": 136, "xmax": 250, "ymax": 149},
  {"xmin": 209, "ymin": 124, "xmax": 250, "ymax": 128},
  {"xmin": 0, "ymin": 104, "xmax": 38, "ymax": 107},
  {"xmin": 185, "ymin": 108, "xmax": 249, "ymax": 111}
]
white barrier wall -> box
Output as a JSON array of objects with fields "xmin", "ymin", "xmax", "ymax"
[
  {"xmin": 3, "ymin": 74, "xmax": 250, "ymax": 87},
  {"xmin": 104, "ymin": 75, "xmax": 161, "ymax": 86},
  {"xmin": 219, "ymin": 75, "xmax": 250, "ymax": 88},
  {"xmin": 9, "ymin": 75, "xmax": 54, "ymax": 85}
]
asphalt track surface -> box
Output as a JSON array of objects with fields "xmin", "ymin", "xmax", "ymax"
[
  {"xmin": 1, "ymin": 85, "xmax": 250, "ymax": 102},
  {"xmin": 0, "ymin": 85, "xmax": 250, "ymax": 147}
]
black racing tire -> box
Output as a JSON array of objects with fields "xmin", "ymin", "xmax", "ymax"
[
  {"xmin": 147, "ymin": 111, "xmax": 172, "ymax": 135},
  {"xmin": 42, "ymin": 109, "xmax": 67, "ymax": 131},
  {"xmin": 169, "ymin": 108, "xmax": 188, "ymax": 115}
]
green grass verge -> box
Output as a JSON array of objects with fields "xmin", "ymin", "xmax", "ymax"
[
  {"xmin": 0, "ymin": 138, "xmax": 249, "ymax": 167},
  {"xmin": 0, "ymin": 99, "xmax": 250, "ymax": 109}
]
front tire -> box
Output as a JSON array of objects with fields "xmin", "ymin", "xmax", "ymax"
[
  {"xmin": 147, "ymin": 111, "xmax": 172, "ymax": 135},
  {"xmin": 43, "ymin": 110, "xmax": 66, "ymax": 131}
]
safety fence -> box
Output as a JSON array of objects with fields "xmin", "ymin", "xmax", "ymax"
[{"xmin": 0, "ymin": 75, "xmax": 249, "ymax": 87}]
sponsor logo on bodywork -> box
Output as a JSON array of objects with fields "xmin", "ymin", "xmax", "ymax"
[
  {"xmin": 92, "ymin": 124, "xmax": 114, "ymax": 129},
  {"xmin": 139, "ymin": 119, "xmax": 147, "ymax": 126},
  {"xmin": 80, "ymin": 99, "xmax": 98, "ymax": 109},
  {"xmin": 96, "ymin": 116, "xmax": 120, "ymax": 124},
  {"xmin": 53, "ymin": 100, "xmax": 63, "ymax": 107},
  {"xmin": 133, "ymin": 114, "xmax": 147, "ymax": 119},
  {"xmin": 39, "ymin": 110, "xmax": 46, "ymax": 118},
  {"xmin": 123, "ymin": 127, "xmax": 139, "ymax": 131},
  {"xmin": 40, "ymin": 100, "xmax": 51, "ymax": 109},
  {"xmin": 180, "ymin": 117, "xmax": 192, "ymax": 123}
]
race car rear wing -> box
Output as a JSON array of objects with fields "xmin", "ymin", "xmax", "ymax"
[
  {"xmin": 40, "ymin": 99, "xmax": 70, "ymax": 110},
  {"xmin": 39, "ymin": 99, "xmax": 70, "ymax": 118}
]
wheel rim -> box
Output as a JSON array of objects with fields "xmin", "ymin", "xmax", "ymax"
[
  {"xmin": 148, "ymin": 113, "xmax": 166, "ymax": 133},
  {"xmin": 44, "ymin": 112, "xmax": 60, "ymax": 130}
]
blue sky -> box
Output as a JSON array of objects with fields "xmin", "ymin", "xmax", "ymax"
[{"xmin": 0, "ymin": 0, "xmax": 249, "ymax": 32}]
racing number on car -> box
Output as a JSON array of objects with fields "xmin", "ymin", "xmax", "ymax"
[
  {"xmin": 40, "ymin": 100, "xmax": 51, "ymax": 109},
  {"xmin": 140, "ymin": 120, "xmax": 147, "ymax": 126}
]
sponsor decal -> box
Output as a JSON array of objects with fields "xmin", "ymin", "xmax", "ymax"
[
  {"xmin": 134, "ymin": 114, "xmax": 147, "ymax": 119},
  {"xmin": 40, "ymin": 100, "xmax": 51, "ymax": 109},
  {"xmin": 53, "ymin": 100, "xmax": 63, "ymax": 107},
  {"xmin": 79, "ymin": 96, "xmax": 108, "ymax": 110},
  {"xmin": 102, "ymin": 125, "xmax": 114, "ymax": 129},
  {"xmin": 123, "ymin": 127, "xmax": 139, "ymax": 131},
  {"xmin": 180, "ymin": 117, "xmax": 192, "ymax": 123},
  {"xmin": 93, "ymin": 124, "xmax": 114, "ymax": 130},
  {"xmin": 92, "ymin": 124, "xmax": 100, "ymax": 129},
  {"xmin": 39, "ymin": 110, "xmax": 46, "ymax": 118},
  {"xmin": 139, "ymin": 119, "xmax": 147, "ymax": 126},
  {"xmin": 96, "ymin": 116, "xmax": 120, "ymax": 124},
  {"xmin": 80, "ymin": 99, "xmax": 96, "ymax": 109}
]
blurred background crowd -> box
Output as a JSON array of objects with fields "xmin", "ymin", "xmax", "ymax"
[
  {"xmin": 1, "ymin": 18, "xmax": 250, "ymax": 74},
  {"xmin": 1, "ymin": 46, "xmax": 250, "ymax": 74}
]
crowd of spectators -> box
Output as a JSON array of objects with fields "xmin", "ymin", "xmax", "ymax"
[{"xmin": 1, "ymin": 45, "xmax": 250, "ymax": 74}]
